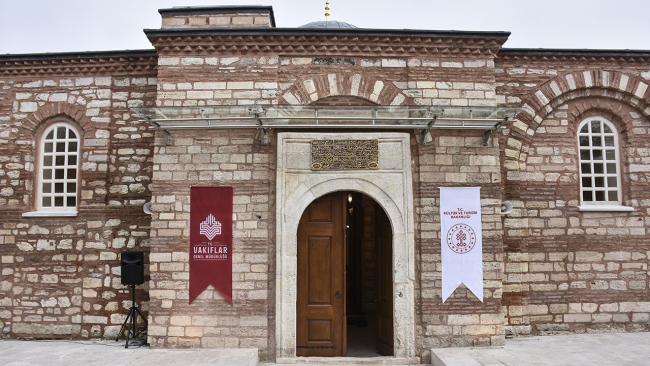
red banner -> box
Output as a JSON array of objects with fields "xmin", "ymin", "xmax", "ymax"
[{"xmin": 189, "ymin": 186, "xmax": 233, "ymax": 304}]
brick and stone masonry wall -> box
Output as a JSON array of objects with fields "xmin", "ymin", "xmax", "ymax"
[
  {"xmin": 0, "ymin": 54, "xmax": 158, "ymax": 340},
  {"xmin": 495, "ymin": 53, "xmax": 650, "ymax": 337},
  {"xmin": 4, "ymin": 6, "xmax": 650, "ymax": 362},
  {"xmin": 147, "ymin": 28, "xmax": 506, "ymax": 360},
  {"xmin": 415, "ymin": 130, "xmax": 505, "ymax": 355},
  {"xmin": 147, "ymin": 129, "xmax": 272, "ymax": 352}
]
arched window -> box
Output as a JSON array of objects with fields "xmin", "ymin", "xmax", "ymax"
[
  {"xmin": 38, "ymin": 122, "xmax": 80, "ymax": 212},
  {"xmin": 578, "ymin": 117, "xmax": 622, "ymax": 206}
]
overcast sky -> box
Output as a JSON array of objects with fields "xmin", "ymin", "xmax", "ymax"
[{"xmin": 1, "ymin": 0, "xmax": 649, "ymax": 55}]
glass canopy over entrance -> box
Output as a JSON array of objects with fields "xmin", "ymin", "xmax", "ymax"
[{"xmin": 131, "ymin": 104, "xmax": 525, "ymax": 145}]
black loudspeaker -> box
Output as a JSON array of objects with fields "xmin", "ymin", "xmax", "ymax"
[
  {"xmin": 121, "ymin": 251, "xmax": 144, "ymax": 285},
  {"xmin": 117, "ymin": 251, "xmax": 148, "ymax": 348}
]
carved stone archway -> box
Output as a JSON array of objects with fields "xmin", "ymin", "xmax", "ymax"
[{"xmin": 275, "ymin": 132, "xmax": 415, "ymax": 362}]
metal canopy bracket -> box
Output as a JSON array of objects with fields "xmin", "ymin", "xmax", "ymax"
[
  {"xmin": 151, "ymin": 120, "xmax": 173, "ymax": 146},
  {"xmin": 131, "ymin": 105, "xmax": 524, "ymax": 147},
  {"xmin": 162, "ymin": 130, "xmax": 172, "ymax": 146},
  {"xmin": 419, "ymin": 115, "xmax": 438, "ymax": 146},
  {"xmin": 248, "ymin": 106, "xmax": 268, "ymax": 145},
  {"xmin": 482, "ymin": 117, "xmax": 509, "ymax": 147}
]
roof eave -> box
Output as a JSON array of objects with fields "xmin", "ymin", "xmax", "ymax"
[
  {"xmin": 0, "ymin": 49, "xmax": 157, "ymax": 61},
  {"xmin": 144, "ymin": 27, "xmax": 511, "ymax": 40},
  {"xmin": 499, "ymin": 48, "xmax": 650, "ymax": 57}
]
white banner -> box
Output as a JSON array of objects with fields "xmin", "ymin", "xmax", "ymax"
[{"xmin": 440, "ymin": 187, "xmax": 483, "ymax": 303}]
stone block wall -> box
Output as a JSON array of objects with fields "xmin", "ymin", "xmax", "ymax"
[
  {"xmin": 277, "ymin": 56, "xmax": 497, "ymax": 108},
  {"xmin": 415, "ymin": 130, "xmax": 505, "ymax": 356},
  {"xmin": 146, "ymin": 28, "xmax": 508, "ymax": 361},
  {"xmin": 495, "ymin": 52, "xmax": 650, "ymax": 337},
  {"xmin": 0, "ymin": 52, "xmax": 158, "ymax": 340},
  {"xmin": 154, "ymin": 54, "xmax": 498, "ymax": 109},
  {"xmin": 147, "ymin": 128, "xmax": 273, "ymax": 352}
]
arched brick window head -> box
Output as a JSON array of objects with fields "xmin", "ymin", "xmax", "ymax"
[
  {"xmin": 578, "ymin": 117, "xmax": 622, "ymax": 205},
  {"xmin": 39, "ymin": 122, "xmax": 80, "ymax": 211}
]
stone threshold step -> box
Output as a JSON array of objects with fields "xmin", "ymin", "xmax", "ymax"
[{"xmin": 271, "ymin": 357, "xmax": 416, "ymax": 365}]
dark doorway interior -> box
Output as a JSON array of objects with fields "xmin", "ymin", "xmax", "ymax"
[{"xmin": 345, "ymin": 193, "xmax": 394, "ymax": 357}]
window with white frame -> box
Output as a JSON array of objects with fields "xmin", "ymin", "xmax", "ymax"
[
  {"xmin": 578, "ymin": 117, "xmax": 622, "ymax": 205},
  {"xmin": 38, "ymin": 122, "xmax": 80, "ymax": 211}
]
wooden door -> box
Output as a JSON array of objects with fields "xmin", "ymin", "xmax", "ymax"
[
  {"xmin": 375, "ymin": 204, "xmax": 394, "ymax": 356},
  {"xmin": 297, "ymin": 192, "xmax": 346, "ymax": 357}
]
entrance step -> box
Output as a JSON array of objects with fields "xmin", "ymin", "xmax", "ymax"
[
  {"xmin": 270, "ymin": 357, "xmax": 414, "ymax": 365},
  {"xmin": 431, "ymin": 347, "xmax": 506, "ymax": 366}
]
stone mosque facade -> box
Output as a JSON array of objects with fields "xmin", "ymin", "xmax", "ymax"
[{"xmin": 1, "ymin": 5, "xmax": 650, "ymax": 364}]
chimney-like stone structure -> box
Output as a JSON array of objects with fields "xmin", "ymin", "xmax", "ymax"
[{"xmin": 159, "ymin": 5, "xmax": 275, "ymax": 28}]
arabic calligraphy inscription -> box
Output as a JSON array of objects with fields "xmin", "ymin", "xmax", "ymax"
[{"xmin": 311, "ymin": 139, "xmax": 379, "ymax": 170}]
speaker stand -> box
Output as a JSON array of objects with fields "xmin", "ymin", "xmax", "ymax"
[{"xmin": 116, "ymin": 284, "xmax": 148, "ymax": 348}]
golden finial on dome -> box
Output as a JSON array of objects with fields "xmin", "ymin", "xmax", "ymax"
[{"xmin": 325, "ymin": 1, "xmax": 330, "ymax": 21}]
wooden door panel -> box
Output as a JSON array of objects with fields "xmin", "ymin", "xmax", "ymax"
[
  {"xmin": 308, "ymin": 320, "xmax": 331, "ymax": 341},
  {"xmin": 297, "ymin": 193, "xmax": 346, "ymax": 357},
  {"xmin": 308, "ymin": 237, "xmax": 332, "ymax": 304},
  {"xmin": 380, "ymin": 316, "xmax": 390, "ymax": 337},
  {"xmin": 308, "ymin": 200, "xmax": 332, "ymax": 222}
]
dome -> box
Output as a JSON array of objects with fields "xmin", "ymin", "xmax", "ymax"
[{"xmin": 298, "ymin": 20, "xmax": 358, "ymax": 29}]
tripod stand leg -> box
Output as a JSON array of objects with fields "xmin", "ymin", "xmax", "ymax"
[
  {"xmin": 124, "ymin": 309, "xmax": 133, "ymax": 348},
  {"xmin": 134, "ymin": 307, "xmax": 148, "ymax": 337},
  {"xmin": 116, "ymin": 307, "xmax": 134, "ymax": 342},
  {"xmin": 116, "ymin": 284, "xmax": 146, "ymax": 348}
]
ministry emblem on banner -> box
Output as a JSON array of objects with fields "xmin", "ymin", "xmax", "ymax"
[
  {"xmin": 446, "ymin": 223, "xmax": 477, "ymax": 254},
  {"xmin": 440, "ymin": 187, "xmax": 484, "ymax": 303}
]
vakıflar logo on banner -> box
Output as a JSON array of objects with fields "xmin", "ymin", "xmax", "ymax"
[
  {"xmin": 200, "ymin": 213, "xmax": 222, "ymax": 240},
  {"xmin": 190, "ymin": 186, "xmax": 233, "ymax": 304}
]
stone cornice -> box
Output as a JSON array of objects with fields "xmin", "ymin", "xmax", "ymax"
[
  {"xmin": 0, "ymin": 52, "xmax": 158, "ymax": 77},
  {"xmin": 146, "ymin": 28, "xmax": 508, "ymax": 57},
  {"xmin": 497, "ymin": 48, "xmax": 650, "ymax": 63}
]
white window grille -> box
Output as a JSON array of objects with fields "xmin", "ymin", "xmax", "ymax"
[
  {"xmin": 38, "ymin": 122, "xmax": 80, "ymax": 211},
  {"xmin": 578, "ymin": 117, "xmax": 622, "ymax": 205}
]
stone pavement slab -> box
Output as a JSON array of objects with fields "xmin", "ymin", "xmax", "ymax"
[
  {"xmin": 3, "ymin": 333, "xmax": 650, "ymax": 366},
  {"xmin": 0, "ymin": 340, "xmax": 258, "ymax": 366},
  {"xmin": 431, "ymin": 332, "xmax": 650, "ymax": 366}
]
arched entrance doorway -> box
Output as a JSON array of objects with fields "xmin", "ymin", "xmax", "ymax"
[
  {"xmin": 296, "ymin": 191, "xmax": 394, "ymax": 357},
  {"xmin": 275, "ymin": 132, "xmax": 415, "ymax": 362}
]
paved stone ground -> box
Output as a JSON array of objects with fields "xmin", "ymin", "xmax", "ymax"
[
  {"xmin": 432, "ymin": 332, "xmax": 650, "ymax": 366},
  {"xmin": 0, "ymin": 340, "xmax": 258, "ymax": 366},
  {"xmin": 2, "ymin": 333, "xmax": 650, "ymax": 366}
]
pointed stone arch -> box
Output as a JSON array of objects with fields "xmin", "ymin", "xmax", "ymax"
[{"xmin": 279, "ymin": 73, "xmax": 410, "ymax": 106}]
